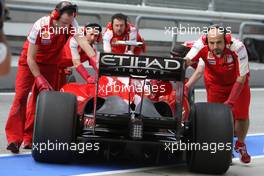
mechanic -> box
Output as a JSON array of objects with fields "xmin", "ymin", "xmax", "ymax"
[
  {"xmin": 184, "ymin": 24, "xmax": 251, "ymax": 164},
  {"xmin": 0, "ymin": 0, "xmax": 11, "ymax": 75},
  {"xmin": 57, "ymin": 23, "xmax": 102, "ymax": 88},
  {"xmin": 103, "ymin": 13, "xmax": 146, "ymax": 55},
  {"xmin": 5, "ymin": 1, "xmax": 96, "ymax": 153}
]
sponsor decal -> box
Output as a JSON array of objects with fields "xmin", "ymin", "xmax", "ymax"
[
  {"xmin": 227, "ymin": 55, "xmax": 234, "ymax": 63},
  {"xmin": 240, "ymin": 56, "xmax": 247, "ymax": 61},
  {"xmin": 237, "ymin": 45, "xmax": 245, "ymax": 53},
  {"xmin": 99, "ymin": 53, "xmax": 184, "ymax": 80},
  {"xmin": 207, "ymin": 52, "xmax": 218, "ymax": 65},
  {"xmin": 208, "ymin": 60, "xmax": 216, "ymax": 65},
  {"xmin": 41, "ymin": 31, "xmax": 50, "ymax": 40},
  {"xmin": 41, "ymin": 39, "xmax": 51, "ymax": 45}
]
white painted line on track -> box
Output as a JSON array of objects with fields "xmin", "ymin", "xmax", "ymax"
[
  {"xmin": 72, "ymin": 164, "xmax": 184, "ymax": 176},
  {"xmin": 75, "ymin": 155, "xmax": 264, "ymax": 176},
  {"xmin": 233, "ymin": 155, "xmax": 264, "ymax": 161},
  {"xmin": 247, "ymin": 133, "xmax": 264, "ymax": 136},
  {"xmin": 195, "ymin": 88, "xmax": 264, "ymax": 93},
  {"xmin": 0, "ymin": 152, "xmax": 31, "ymax": 158},
  {"xmin": 0, "ymin": 92, "xmax": 15, "ymax": 96}
]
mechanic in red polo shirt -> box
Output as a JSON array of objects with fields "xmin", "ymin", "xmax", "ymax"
[
  {"xmin": 185, "ymin": 24, "xmax": 251, "ymax": 164},
  {"xmin": 103, "ymin": 13, "xmax": 146, "ymax": 55},
  {"xmin": 5, "ymin": 1, "xmax": 96, "ymax": 153}
]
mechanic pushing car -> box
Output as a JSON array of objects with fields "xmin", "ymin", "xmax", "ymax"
[
  {"xmin": 56, "ymin": 23, "xmax": 102, "ymax": 88},
  {"xmin": 103, "ymin": 13, "xmax": 146, "ymax": 55},
  {"xmin": 184, "ymin": 24, "xmax": 251, "ymax": 164},
  {"xmin": 0, "ymin": 0, "xmax": 11, "ymax": 75},
  {"xmin": 5, "ymin": 1, "xmax": 97, "ymax": 153}
]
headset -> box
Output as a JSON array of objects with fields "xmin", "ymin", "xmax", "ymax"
[
  {"xmin": 202, "ymin": 24, "xmax": 232, "ymax": 45},
  {"xmin": 52, "ymin": 1, "xmax": 77, "ymax": 20},
  {"xmin": 84, "ymin": 23, "xmax": 102, "ymax": 42}
]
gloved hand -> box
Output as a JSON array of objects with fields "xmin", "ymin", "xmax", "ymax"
[
  {"xmin": 35, "ymin": 75, "xmax": 53, "ymax": 92},
  {"xmin": 124, "ymin": 50, "xmax": 134, "ymax": 55},
  {"xmin": 224, "ymin": 101, "xmax": 232, "ymax": 108},
  {"xmin": 86, "ymin": 75, "xmax": 96, "ymax": 84},
  {"xmin": 224, "ymin": 81, "xmax": 244, "ymax": 108},
  {"xmin": 76, "ymin": 64, "xmax": 96, "ymax": 84}
]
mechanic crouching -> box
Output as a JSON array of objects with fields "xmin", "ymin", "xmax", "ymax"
[
  {"xmin": 184, "ymin": 24, "xmax": 251, "ymax": 164},
  {"xmin": 57, "ymin": 23, "xmax": 102, "ymax": 88}
]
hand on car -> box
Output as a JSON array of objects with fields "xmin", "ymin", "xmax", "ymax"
[{"xmin": 35, "ymin": 75, "xmax": 53, "ymax": 92}]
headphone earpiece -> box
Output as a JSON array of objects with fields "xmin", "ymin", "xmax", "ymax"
[
  {"xmin": 203, "ymin": 25, "xmax": 232, "ymax": 45},
  {"xmin": 51, "ymin": 2, "xmax": 77, "ymax": 20},
  {"xmin": 73, "ymin": 11, "xmax": 77, "ymax": 17},
  {"xmin": 201, "ymin": 34, "xmax": 207, "ymax": 44},
  {"xmin": 52, "ymin": 9, "xmax": 60, "ymax": 20},
  {"xmin": 225, "ymin": 33, "xmax": 232, "ymax": 45},
  {"xmin": 97, "ymin": 34, "xmax": 102, "ymax": 42}
]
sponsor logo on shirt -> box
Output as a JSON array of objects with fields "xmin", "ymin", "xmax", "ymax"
[
  {"xmin": 41, "ymin": 39, "xmax": 52, "ymax": 45},
  {"xmin": 207, "ymin": 52, "xmax": 216, "ymax": 65},
  {"xmin": 240, "ymin": 56, "xmax": 247, "ymax": 61},
  {"xmin": 41, "ymin": 31, "xmax": 51, "ymax": 40},
  {"xmin": 227, "ymin": 55, "xmax": 234, "ymax": 63},
  {"xmin": 40, "ymin": 31, "xmax": 52, "ymax": 45},
  {"xmin": 111, "ymin": 38, "xmax": 117, "ymax": 45},
  {"xmin": 237, "ymin": 45, "xmax": 244, "ymax": 53},
  {"xmin": 208, "ymin": 59, "xmax": 216, "ymax": 65}
]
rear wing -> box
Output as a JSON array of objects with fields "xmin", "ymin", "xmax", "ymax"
[{"xmin": 99, "ymin": 53, "xmax": 186, "ymax": 81}]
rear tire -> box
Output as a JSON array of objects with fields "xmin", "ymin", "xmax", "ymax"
[
  {"xmin": 187, "ymin": 103, "xmax": 233, "ymax": 174},
  {"xmin": 32, "ymin": 91, "xmax": 77, "ymax": 163}
]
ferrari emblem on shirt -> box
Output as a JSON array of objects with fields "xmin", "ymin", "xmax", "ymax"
[
  {"xmin": 207, "ymin": 52, "xmax": 216, "ymax": 65},
  {"xmin": 40, "ymin": 31, "xmax": 52, "ymax": 45},
  {"xmin": 41, "ymin": 31, "xmax": 51, "ymax": 40}
]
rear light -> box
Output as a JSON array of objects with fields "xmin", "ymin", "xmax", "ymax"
[{"xmin": 129, "ymin": 115, "xmax": 143, "ymax": 140}]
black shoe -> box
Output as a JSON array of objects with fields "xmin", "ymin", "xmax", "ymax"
[{"xmin": 7, "ymin": 142, "xmax": 20, "ymax": 154}]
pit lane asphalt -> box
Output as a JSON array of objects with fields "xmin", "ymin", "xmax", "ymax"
[{"xmin": 0, "ymin": 89, "xmax": 263, "ymax": 176}]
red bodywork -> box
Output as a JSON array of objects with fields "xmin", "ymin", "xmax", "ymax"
[{"xmin": 61, "ymin": 76, "xmax": 190, "ymax": 122}]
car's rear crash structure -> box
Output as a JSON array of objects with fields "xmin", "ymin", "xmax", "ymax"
[{"xmin": 32, "ymin": 53, "xmax": 234, "ymax": 174}]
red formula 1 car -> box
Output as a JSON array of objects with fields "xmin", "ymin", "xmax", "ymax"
[{"xmin": 32, "ymin": 53, "xmax": 233, "ymax": 174}]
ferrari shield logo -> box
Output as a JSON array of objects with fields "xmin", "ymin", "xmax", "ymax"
[{"xmin": 41, "ymin": 31, "xmax": 51, "ymax": 40}]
